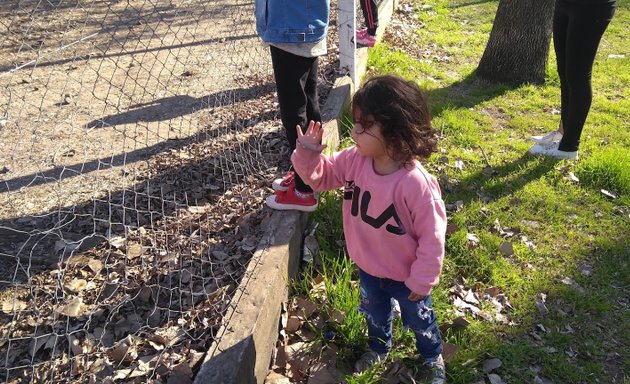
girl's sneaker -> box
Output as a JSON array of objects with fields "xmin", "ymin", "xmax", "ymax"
[
  {"xmin": 356, "ymin": 33, "xmax": 377, "ymax": 48},
  {"xmin": 272, "ymin": 171, "xmax": 295, "ymax": 192},
  {"xmin": 422, "ymin": 354, "xmax": 446, "ymax": 384},
  {"xmin": 265, "ymin": 187, "xmax": 317, "ymax": 212},
  {"xmin": 356, "ymin": 28, "xmax": 369, "ymax": 39},
  {"xmin": 354, "ymin": 350, "xmax": 387, "ymax": 373},
  {"xmin": 528, "ymin": 142, "xmax": 578, "ymax": 160},
  {"xmin": 531, "ymin": 130, "xmax": 562, "ymax": 145}
]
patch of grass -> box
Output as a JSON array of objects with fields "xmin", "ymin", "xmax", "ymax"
[
  {"xmin": 288, "ymin": 0, "xmax": 630, "ymax": 382},
  {"xmin": 576, "ymin": 147, "xmax": 630, "ymax": 197}
]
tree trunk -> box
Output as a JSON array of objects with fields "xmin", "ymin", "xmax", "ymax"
[{"xmin": 477, "ymin": 0, "xmax": 555, "ymax": 85}]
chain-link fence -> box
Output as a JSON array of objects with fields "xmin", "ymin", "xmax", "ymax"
[{"xmin": 0, "ymin": 0, "xmax": 339, "ymax": 382}]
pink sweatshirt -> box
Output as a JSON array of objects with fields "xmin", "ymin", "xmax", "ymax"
[{"xmin": 292, "ymin": 146, "xmax": 447, "ymax": 296}]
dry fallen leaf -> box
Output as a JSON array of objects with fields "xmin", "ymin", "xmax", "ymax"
[
  {"xmin": 535, "ymin": 293, "xmax": 549, "ymax": 316},
  {"xmin": 307, "ymin": 362, "xmax": 343, "ymax": 384},
  {"xmin": 466, "ymin": 233, "xmax": 480, "ymax": 243},
  {"xmin": 446, "ymin": 223, "xmax": 460, "ymax": 235},
  {"xmin": 482, "ymin": 358, "xmax": 502, "ymax": 373},
  {"xmin": 56, "ymin": 297, "xmax": 87, "ymax": 317},
  {"xmin": 328, "ymin": 309, "xmax": 345, "ymax": 324},
  {"xmin": 488, "ymin": 373, "xmax": 507, "ymax": 384},
  {"xmin": 560, "ymin": 276, "xmax": 585, "ymax": 294},
  {"xmin": 29, "ymin": 332, "xmax": 53, "ymax": 357},
  {"xmin": 1, "ymin": 298, "xmax": 27, "ymax": 314},
  {"xmin": 64, "ymin": 278, "xmax": 88, "ymax": 293},
  {"xmin": 265, "ymin": 371, "xmax": 291, "ymax": 384},
  {"xmin": 109, "ymin": 236, "xmax": 126, "ymax": 249},
  {"xmin": 286, "ymin": 316, "xmax": 302, "ymax": 333},
  {"xmin": 498, "ymin": 242, "xmax": 514, "ymax": 256},
  {"xmin": 126, "ymin": 243, "xmax": 144, "ymax": 259},
  {"xmin": 295, "ymin": 297, "xmax": 318, "ymax": 319},
  {"xmin": 442, "ymin": 342, "xmax": 459, "ymax": 363}
]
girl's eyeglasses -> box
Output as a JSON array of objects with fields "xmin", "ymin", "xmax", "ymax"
[{"xmin": 353, "ymin": 118, "xmax": 377, "ymax": 134}]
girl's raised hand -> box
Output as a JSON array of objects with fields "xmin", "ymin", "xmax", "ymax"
[{"xmin": 296, "ymin": 120, "xmax": 327, "ymax": 152}]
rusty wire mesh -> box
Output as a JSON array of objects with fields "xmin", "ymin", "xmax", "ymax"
[{"xmin": 0, "ymin": 0, "xmax": 339, "ymax": 382}]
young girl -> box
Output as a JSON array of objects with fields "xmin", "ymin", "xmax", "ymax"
[{"xmin": 289, "ymin": 75, "xmax": 447, "ymax": 382}]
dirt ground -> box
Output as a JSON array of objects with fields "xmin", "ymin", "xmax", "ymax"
[{"xmin": 0, "ymin": 0, "xmax": 340, "ymax": 382}]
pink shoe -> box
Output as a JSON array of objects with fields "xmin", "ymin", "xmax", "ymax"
[
  {"xmin": 272, "ymin": 171, "xmax": 295, "ymax": 192},
  {"xmin": 265, "ymin": 186, "xmax": 318, "ymax": 212},
  {"xmin": 356, "ymin": 28, "xmax": 369, "ymax": 39},
  {"xmin": 356, "ymin": 33, "xmax": 376, "ymax": 48}
]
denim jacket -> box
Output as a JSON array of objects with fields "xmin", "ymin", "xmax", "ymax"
[{"xmin": 255, "ymin": 0, "xmax": 330, "ymax": 44}]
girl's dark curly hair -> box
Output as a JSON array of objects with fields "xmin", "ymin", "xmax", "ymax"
[{"xmin": 351, "ymin": 75, "xmax": 437, "ymax": 162}]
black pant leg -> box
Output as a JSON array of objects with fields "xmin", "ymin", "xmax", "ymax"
[
  {"xmin": 553, "ymin": 0, "xmax": 570, "ymax": 129},
  {"xmin": 360, "ymin": 0, "xmax": 379, "ymax": 35},
  {"xmin": 555, "ymin": 0, "xmax": 616, "ymax": 152},
  {"xmin": 270, "ymin": 46, "xmax": 318, "ymax": 193}
]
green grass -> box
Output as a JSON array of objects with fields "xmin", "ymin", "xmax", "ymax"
[{"xmin": 287, "ymin": 0, "xmax": 630, "ymax": 382}]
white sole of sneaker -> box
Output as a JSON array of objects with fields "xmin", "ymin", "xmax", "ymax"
[
  {"xmin": 265, "ymin": 195, "xmax": 318, "ymax": 212},
  {"xmin": 271, "ymin": 179, "xmax": 289, "ymax": 192},
  {"xmin": 528, "ymin": 145, "xmax": 578, "ymax": 160}
]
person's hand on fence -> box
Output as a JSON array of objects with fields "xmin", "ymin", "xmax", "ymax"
[{"xmin": 296, "ymin": 120, "xmax": 327, "ymax": 152}]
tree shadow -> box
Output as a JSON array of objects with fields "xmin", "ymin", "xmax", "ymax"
[
  {"xmin": 449, "ymin": 0, "xmax": 496, "ymax": 9},
  {"xmin": 85, "ymin": 83, "xmax": 275, "ymax": 129},
  {"xmin": 0, "ymin": 83, "xmax": 275, "ymax": 193},
  {"xmin": 424, "ymin": 71, "xmax": 517, "ymax": 119},
  {"xmin": 443, "ymin": 153, "xmax": 561, "ymax": 205}
]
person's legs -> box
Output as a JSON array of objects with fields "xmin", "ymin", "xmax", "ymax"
[
  {"xmin": 392, "ymin": 288, "xmax": 443, "ymax": 360},
  {"xmin": 553, "ymin": 0, "xmax": 570, "ymax": 135},
  {"xmin": 358, "ymin": 269, "xmax": 394, "ymax": 355},
  {"xmin": 360, "ymin": 0, "xmax": 379, "ymax": 36},
  {"xmin": 557, "ymin": 1, "xmax": 616, "ymax": 152},
  {"xmin": 270, "ymin": 46, "xmax": 316, "ymax": 193}
]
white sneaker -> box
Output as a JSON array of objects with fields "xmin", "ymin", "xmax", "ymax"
[
  {"xmin": 528, "ymin": 143, "xmax": 578, "ymax": 160},
  {"xmin": 531, "ymin": 130, "xmax": 562, "ymax": 145}
]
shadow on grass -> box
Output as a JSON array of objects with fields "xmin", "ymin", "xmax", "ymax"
[
  {"xmin": 443, "ymin": 153, "xmax": 560, "ymax": 204},
  {"xmin": 424, "ymin": 72, "xmax": 517, "ymax": 119},
  {"xmin": 449, "ymin": 0, "xmax": 496, "ymax": 9}
]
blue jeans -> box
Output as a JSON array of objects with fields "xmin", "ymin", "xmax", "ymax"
[{"xmin": 358, "ymin": 269, "xmax": 443, "ymax": 360}]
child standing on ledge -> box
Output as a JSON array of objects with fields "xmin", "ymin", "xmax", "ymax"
[
  {"xmin": 356, "ymin": 0, "xmax": 379, "ymax": 47},
  {"xmin": 288, "ymin": 75, "xmax": 447, "ymax": 383}
]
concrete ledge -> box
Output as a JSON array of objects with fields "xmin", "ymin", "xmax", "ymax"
[{"xmin": 194, "ymin": 75, "xmax": 351, "ymax": 384}]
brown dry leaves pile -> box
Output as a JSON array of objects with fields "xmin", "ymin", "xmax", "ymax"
[
  {"xmin": 266, "ymin": 277, "xmax": 346, "ymax": 384},
  {"xmin": 0, "ymin": 173, "xmax": 272, "ymax": 384}
]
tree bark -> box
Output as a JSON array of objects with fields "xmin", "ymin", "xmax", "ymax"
[{"xmin": 477, "ymin": 0, "xmax": 555, "ymax": 85}]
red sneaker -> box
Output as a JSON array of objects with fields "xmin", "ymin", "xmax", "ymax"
[
  {"xmin": 265, "ymin": 186, "xmax": 317, "ymax": 212},
  {"xmin": 272, "ymin": 171, "xmax": 295, "ymax": 192}
]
